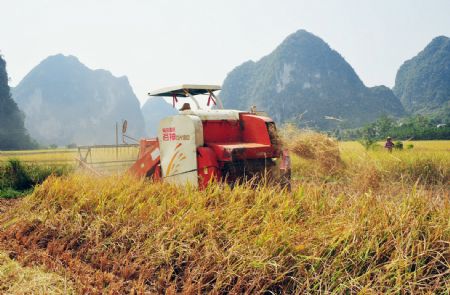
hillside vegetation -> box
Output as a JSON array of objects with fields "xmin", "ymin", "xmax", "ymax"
[
  {"xmin": 220, "ymin": 30, "xmax": 405, "ymax": 130},
  {"xmin": 0, "ymin": 133, "xmax": 448, "ymax": 294},
  {"xmin": 342, "ymin": 115, "xmax": 450, "ymax": 141},
  {"xmin": 394, "ymin": 36, "xmax": 450, "ymax": 115},
  {"xmin": 0, "ymin": 55, "xmax": 36, "ymax": 150},
  {"xmin": 12, "ymin": 54, "xmax": 145, "ymax": 146}
]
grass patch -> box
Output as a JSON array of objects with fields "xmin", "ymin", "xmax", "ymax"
[
  {"xmin": 0, "ymin": 159, "xmax": 72, "ymax": 199},
  {"xmin": 0, "ymin": 187, "xmax": 26, "ymax": 199}
]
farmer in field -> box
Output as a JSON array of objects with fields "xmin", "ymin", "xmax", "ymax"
[{"xmin": 384, "ymin": 136, "xmax": 394, "ymax": 153}]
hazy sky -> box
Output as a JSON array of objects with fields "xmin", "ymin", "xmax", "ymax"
[{"xmin": 1, "ymin": 0, "xmax": 450, "ymax": 105}]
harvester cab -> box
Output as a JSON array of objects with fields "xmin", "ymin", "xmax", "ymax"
[{"xmin": 129, "ymin": 84, "xmax": 291, "ymax": 189}]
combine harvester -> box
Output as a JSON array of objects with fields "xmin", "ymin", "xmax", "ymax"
[{"xmin": 128, "ymin": 85, "xmax": 291, "ymax": 189}]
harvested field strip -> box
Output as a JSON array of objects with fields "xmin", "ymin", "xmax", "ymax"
[
  {"xmin": 1, "ymin": 174, "xmax": 449, "ymax": 294},
  {"xmin": 0, "ymin": 251, "xmax": 75, "ymax": 294}
]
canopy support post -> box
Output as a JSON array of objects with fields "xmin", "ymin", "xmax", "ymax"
[
  {"xmin": 172, "ymin": 94, "xmax": 178, "ymax": 108},
  {"xmin": 210, "ymin": 91, "xmax": 224, "ymax": 109},
  {"xmin": 184, "ymin": 89, "xmax": 201, "ymax": 110}
]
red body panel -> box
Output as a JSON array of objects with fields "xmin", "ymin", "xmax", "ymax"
[
  {"xmin": 197, "ymin": 147, "xmax": 221, "ymax": 189},
  {"xmin": 240, "ymin": 113, "xmax": 272, "ymax": 145},
  {"xmin": 201, "ymin": 113, "xmax": 279, "ymax": 162},
  {"xmin": 202, "ymin": 120, "xmax": 241, "ymax": 143},
  {"xmin": 128, "ymin": 139, "xmax": 161, "ymax": 180}
]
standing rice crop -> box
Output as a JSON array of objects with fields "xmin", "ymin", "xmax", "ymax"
[{"xmin": 0, "ymin": 174, "xmax": 448, "ymax": 294}]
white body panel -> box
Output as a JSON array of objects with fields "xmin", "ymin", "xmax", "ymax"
[
  {"xmin": 158, "ymin": 115, "xmax": 203, "ymax": 187},
  {"xmin": 180, "ymin": 109, "xmax": 241, "ymax": 121}
]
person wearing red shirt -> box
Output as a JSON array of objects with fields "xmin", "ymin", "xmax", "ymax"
[{"xmin": 385, "ymin": 137, "xmax": 394, "ymax": 153}]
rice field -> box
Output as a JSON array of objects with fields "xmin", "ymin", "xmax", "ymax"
[
  {"xmin": 0, "ymin": 145, "xmax": 140, "ymax": 175},
  {"xmin": 0, "ymin": 149, "xmax": 77, "ymax": 164},
  {"xmin": 0, "ymin": 136, "xmax": 449, "ymax": 294}
]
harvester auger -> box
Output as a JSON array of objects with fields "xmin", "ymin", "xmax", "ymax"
[{"xmin": 129, "ymin": 85, "xmax": 291, "ymax": 189}]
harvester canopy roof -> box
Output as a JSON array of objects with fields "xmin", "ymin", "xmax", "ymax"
[{"xmin": 148, "ymin": 84, "xmax": 221, "ymax": 97}]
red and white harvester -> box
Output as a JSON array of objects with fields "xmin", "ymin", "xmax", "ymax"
[{"xmin": 129, "ymin": 85, "xmax": 291, "ymax": 189}]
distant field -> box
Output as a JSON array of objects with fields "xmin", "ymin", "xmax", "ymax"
[
  {"xmin": 0, "ymin": 145, "xmax": 140, "ymax": 174},
  {"xmin": 342, "ymin": 140, "xmax": 449, "ymax": 152},
  {"xmin": 1, "ymin": 140, "xmax": 448, "ymax": 162},
  {"xmin": 341, "ymin": 141, "xmax": 449, "ymax": 175},
  {"xmin": 0, "ymin": 149, "xmax": 77, "ymax": 163}
]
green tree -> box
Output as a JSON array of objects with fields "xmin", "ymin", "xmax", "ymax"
[
  {"xmin": 376, "ymin": 115, "xmax": 395, "ymax": 136},
  {"xmin": 0, "ymin": 55, "xmax": 36, "ymax": 150},
  {"xmin": 358, "ymin": 124, "xmax": 378, "ymax": 150}
]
